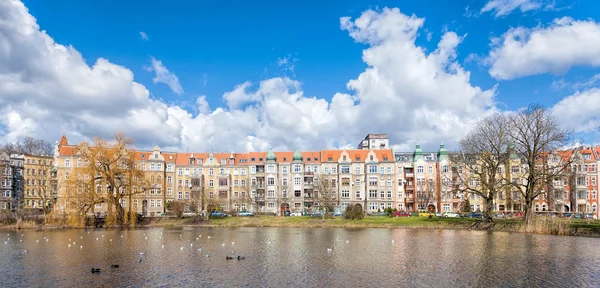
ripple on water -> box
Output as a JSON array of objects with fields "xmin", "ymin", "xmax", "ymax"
[{"xmin": 1, "ymin": 228, "xmax": 600, "ymax": 287}]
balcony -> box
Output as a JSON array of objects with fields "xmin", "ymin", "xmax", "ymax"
[
  {"xmin": 304, "ymin": 172, "xmax": 314, "ymax": 176},
  {"xmin": 304, "ymin": 182, "xmax": 313, "ymax": 187},
  {"xmin": 405, "ymin": 173, "xmax": 414, "ymax": 177},
  {"xmin": 304, "ymin": 196, "xmax": 314, "ymax": 202},
  {"xmin": 255, "ymin": 195, "xmax": 265, "ymax": 202}
]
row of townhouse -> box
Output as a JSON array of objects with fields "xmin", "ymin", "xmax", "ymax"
[
  {"xmin": 0, "ymin": 151, "xmax": 56, "ymax": 212},
  {"xmin": 5, "ymin": 134, "xmax": 599, "ymax": 219}
]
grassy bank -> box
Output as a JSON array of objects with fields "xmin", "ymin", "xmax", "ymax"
[
  {"xmin": 4, "ymin": 215, "xmax": 599, "ymax": 237},
  {"xmin": 160, "ymin": 216, "xmax": 600, "ymax": 237}
]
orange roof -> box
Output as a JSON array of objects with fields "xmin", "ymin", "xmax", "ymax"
[
  {"xmin": 248, "ymin": 152, "xmax": 268, "ymax": 164},
  {"xmin": 373, "ymin": 149, "xmax": 394, "ymax": 162},
  {"xmin": 321, "ymin": 150, "xmax": 343, "ymax": 162},
  {"xmin": 162, "ymin": 152, "xmax": 177, "ymax": 163},
  {"xmin": 579, "ymin": 148, "xmax": 597, "ymax": 162},
  {"xmin": 346, "ymin": 150, "xmax": 369, "ymax": 162},
  {"xmin": 303, "ymin": 151, "xmax": 321, "ymax": 163},
  {"xmin": 58, "ymin": 145, "xmax": 78, "ymax": 157}
]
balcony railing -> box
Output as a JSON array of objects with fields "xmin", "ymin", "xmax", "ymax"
[
  {"xmin": 405, "ymin": 173, "xmax": 414, "ymax": 177},
  {"xmin": 255, "ymin": 196, "xmax": 265, "ymax": 202},
  {"xmin": 304, "ymin": 172, "xmax": 314, "ymax": 176},
  {"xmin": 304, "ymin": 182, "xmax": 313, "ymax": 186}
]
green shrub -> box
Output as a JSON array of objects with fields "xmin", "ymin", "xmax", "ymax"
[{"xmin": 344, "ymin": 204, "xmax": 365, "ymax": 220}]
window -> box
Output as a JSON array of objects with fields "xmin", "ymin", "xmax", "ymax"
[
  {"xmin": 368, "ymin": 176, "xmax": 377, "ymax": 186},
  {"xmin": 267, "ymin": 177, "xmax": 275, "ymax": 185},
  {"xmin": 294, "ymin": 177, "xmax": 301, "ymax": 186},
  {"xmin": 268, "ymin": 190, "xmax": 275, "ymax": 198},
  {"xmin": 251, "ymin": 166, "xmax": 256, "ymax": 174},
  {"xmin": 295, "ymin": 190, "xmax": 301, "ymax": 197},
  {"xmin": 167, "ymin": 164, "xmax": 173, "ymax": 172},
  {"xmin": 369, "ymin": 202, "xmax": 377, "ymax": 211},
  {"xmin": 282, "ymin": 166, "xmax": 289, "ymax": 174},
  {"xmin": 417, "ymin": 166, "xmax": 423, "ymax": 174},
  {"xmin": 219, "ymin": 178, "xmax": 228, "ymax": 186},
  {"xmin": 340, "ymin": 165, "xmax": 350, "ymax": 174},
  {"xmin": 294, "ymin": 165, "xmax": 301, "ymax": 173},
  {"xmin": 267, "ymin": 165, "xmax": 275, "ymax": 173},
  {"xmin": 178, "ymin": 168, "xmax": 182, "ymax": 175},
  {"xmin": 387, "ymin": 191, "xmax": 392, "ymax": 198},
  {"xmin": 209, "ymin": 180, "xmax": 214, "ymax": 187},
  {"xmin": 282, "ymin": 178, "xmax": 288, "ymax": 186},
  {"xmin": 150, "ymin": 200, "xmax": 156, "ymax": 208},
  {"xmin": 428, "ymin": 166, "xmax": 433, "ymax": 174},
  {"xmin": 234, "ymin": 180, "xmax": 239, "ymax": 187},
  {"xmin": 368, "ymin": 165, "xmax": 377, "ymax": 173},
  {"xmin": 369, "ymin": 190, "xmax": 377, "ymax": 198},
  {"xmin": 65, "ymin": 159, "xmax": 70, "ymax": 167},
  {"xmin": 341, "ymin": 190, "xmax": 349, "ymax": 198},
  {"xmin": 167, "ymin": 187, "xmax": 172, "ymax": 195},
  {"xmin": 341, "ymin": 177, "xmax": 350, "ymax": 186},
  {"xmin": 233, "ymin": 168, "xmax": 239, "ymax": 175},
  {"xmin": 442, "ymin": 165, "xmax": 448, "ymax": 173},
  {"xmin": 512, "ymin": 166, "xmax": 519, "ymax": 173},
  {"xmin": 331, "ymin": 167, "xmax": 337, "ymax": 174},
  {"xmin": 221, "ymin": 158, "xmax": 226, "ymax": 164},
  {"xmin": 268, "ymin": 202, "xmax": 275, "ymax": 208},
  {"xmin": 167, "ymin": 176, "xmax": 172, "ymax": 184},
  {"xmin": 241, "ymin": 180, "xmax": 246, "ymax": 187}
]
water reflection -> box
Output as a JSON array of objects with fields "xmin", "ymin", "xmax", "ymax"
[{"xmin": 0, "ymin": 228, "xmax": 599, "ymax": 287}]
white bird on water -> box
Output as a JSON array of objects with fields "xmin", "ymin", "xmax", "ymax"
[
  {"xmin": 36, "ymin": 240, "xmax": 39, "ymax": 243},
  {"xmin": 180, "ymin": 247, "xmax": 184, "ymax": 251},
  {"xmin": 392, "ymin": 240, "xmax": 395, "ymax": 244},
  {"xmin": 161, "ymin": 244, "xmax": 165, "ymax": 249},
  {"xmin": 221, "ymin": 243, "xmax": 225, "ymax": 247},
  {"xmin": 232, "ymin": 242, "xmax": 235, "ymax": 245},
  {"xmin": 80, "ymin": 246, "xmax": 83, "ymax": 249},
  {"xmin": 68, "ymin": 244, "xmax": 71, "ymax": 248},
  {"xmin": 327, "ymin": 248, "xmax": 332, "ymax": 253},
  {"xmin": 346, "ymin": 240, "xmax": 350, "ymax": 243}
]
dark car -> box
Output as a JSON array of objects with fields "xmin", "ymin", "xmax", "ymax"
[
  {"xmin": 310, "ymin": 211, "xmax": 324, "ymax": 217},
  {"xmin": 466, "ymin": 212, "xmax": 486, "ymax": 219},
  {"xmin": 210, "ymin": 211, "xmax": 228, "ymax": 218},
  {"xmin": 283, "ymin": 210, "xmax": 291, "ymax": 217}
]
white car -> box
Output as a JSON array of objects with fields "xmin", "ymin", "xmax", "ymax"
[
  {"xmin": 442, "ymin": 212, "xmax": 461, "ymax": 218},
  {"xmin": 290, "ymin": 212, "xmax": 303, "ymax": 217}
]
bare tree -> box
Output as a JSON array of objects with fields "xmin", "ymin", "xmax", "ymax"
[
  {"xmin": 315, "ymin": 173, "xmax": 337, "ymax": 219},
  {"xmin": 2, "ymin": 137, "xmax": 53, "ymax": 156},
  {"xmin": 416, "ymin": 179, "xmax": 434, "ymax": 212},
  {"xmin": 507, "ymin": 105, "xmax": 572, "ymax": 224},
  {"xmin": 453, "ymin": 112, "xmax": 512, "ymax": 221},
  {"xmin": 74, "ymin": 133, "xmax": 151, "ymax": 226}
]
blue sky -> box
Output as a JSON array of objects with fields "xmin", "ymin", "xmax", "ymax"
[
  {"xmin": 22, "ymin": 0, "xmax": 591, "ymax": 109},
  {"xmin": 1, "ymin": 0, "xmax": 599, "ymax": 151}
]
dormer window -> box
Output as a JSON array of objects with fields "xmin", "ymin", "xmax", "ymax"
[
  {"xmin": 283, "ymin": 157, "xmax": 287, "ymax": 161},
  {"xmin": 259, "ymin": 158, "xmax": 263, "ymax": 161},
  {"xmin": 356, "ymin": 157, "xmax": 360, "ymax": 161},
  {"xmin": 251, "ymin": 158, "xmax": 256, "ymax": 162},
  {"xmin": 383, "ymin": 157, "xmax": 388, "ymax": 161},
  {"xmin": 370, "ymin": 155, "xmax": 374, "ymax": 161},
  {"xmin": 221, "ymin": 159, "xmax": 226, "ymax": 164},
  {"xmin": 154, "ymin": 154, "xmax": 158, "ymax": 159},
  {"xmin": 141, "ymin": 154, "xmax": 145, "ymax": 158},
  {"xmin": 197, "ymin": 158, "xmax": 203, "ymax": 164},
  {"xmin": 343, "ymin": 155, "xmax": 347, "ymax": 161},
  {"xmin": 328, "ymin": 158, "xmax": 332, "ymax": 162}
]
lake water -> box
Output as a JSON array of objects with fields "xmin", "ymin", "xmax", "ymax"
[{"xmin": 0, "ymin": 227, "xmax": 599, "ymax": 287}]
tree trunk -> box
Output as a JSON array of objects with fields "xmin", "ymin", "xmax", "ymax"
[
  {"xmin": 523, "ymin": 198, "xmax": 533, "ymax": 225},
  {"xmin": 484, "ymin": 197, "xmax": 494, "ymax": 222}
]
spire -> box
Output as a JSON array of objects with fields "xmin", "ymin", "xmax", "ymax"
[
  {"xmin": 414, "ymin": 143, "xmax": 423, "ymax": 161},
  {"xmin": 266, "ymin": 148, "xmax": 277, "ymax": 161},
  {"xmin": 508, "ymin": 143, "xmax": 518, "ymax": 159},
  {"xmin": 293, "ymin": 146, "xmax": 303, "ymax": 161},
  {"xmin": 438, "ymin": 143, "xmax": 448, "ymax": 161},
  {"xmin": 59, "ymin": 135, "xmax": 68, "ymax": 146}
]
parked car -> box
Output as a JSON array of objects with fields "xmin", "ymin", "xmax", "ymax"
[
  {"xmin": 182, "ymin": 212, "xmax": 199, "ymax": 218},
  {"xmin": 333, "ymin": 211, "xmax": 343, "ymax": 217},
  {"xmin": 394, "ymin": 211, "xmax": 411, "ymax": 217},
  {"xmin": 418, "ymin": 210, "xmax": 435, "ymax": 217},
  {"xmin": 290, "ymin": 212, "xmax": 303, "ymax": 217},
  {"xmin": 238, "ymin": 211, "xmax": 254, "ymax": 217},
  {"xmin": 465, "ymin": 212, "xmax": 486, "ymax": 219},
  {"xmin": 442, "ymin": 212, "xmax": 460, "ymax": 218},
  {"xmin": 210, "ymin": 211, "xmax": 228, "ymax": 218},
  {"xmin": 310, "ymin": 211, "xmax": 324, "ymax": 217},
  {"xmin": 283, "ymin": 210, "xmax": 291, "ymax": 217}
]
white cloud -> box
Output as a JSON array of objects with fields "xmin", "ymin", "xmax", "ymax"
[
  {"xmin": 480, "ymin": 0, "xmax": 543, "ymax": 18},
  {"xmin": 139, "ymin": 31, "xmax": 148, "ymax": 40},
  {"xmin": 486, "ymin": 17, "xmax": 600, "ymax": 80},
  {"xmin": 145, "ymin": 57, "xmax": 183, "ymax": 94},
  {"xmin": 552, "ymin": 88, "xmax": 600, "ymax": 133},
  {"xmin": 0, "ymin": 1, "xmax": 497, "ymax": 152},
  {"xmin": 277, "ymin": 54, "xmax": 298, "ymax": 76}
]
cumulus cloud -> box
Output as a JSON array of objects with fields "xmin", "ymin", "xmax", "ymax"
[
  {"xmin": 145, "ymin": 57, "xmax": 183, "ymax": 94},
  {"xmin": 0, "ymin": 1, "xmax": 496, "ymax": 152},
  {"xmin": 486, "ymin": 17, "xmax": 600, "ymax": 80},
  {"xmin": 552, "ymin": 88, "xmax": 600, "ymax": 133}
]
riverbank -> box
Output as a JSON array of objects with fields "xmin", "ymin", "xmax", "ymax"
[
  {"xmin": 150, "ymin": 216, "xmax": 600, "ymax": 237},
  {"xmin": 3, "ymin": 216, "xmax": 599, "ymax": 237}
]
